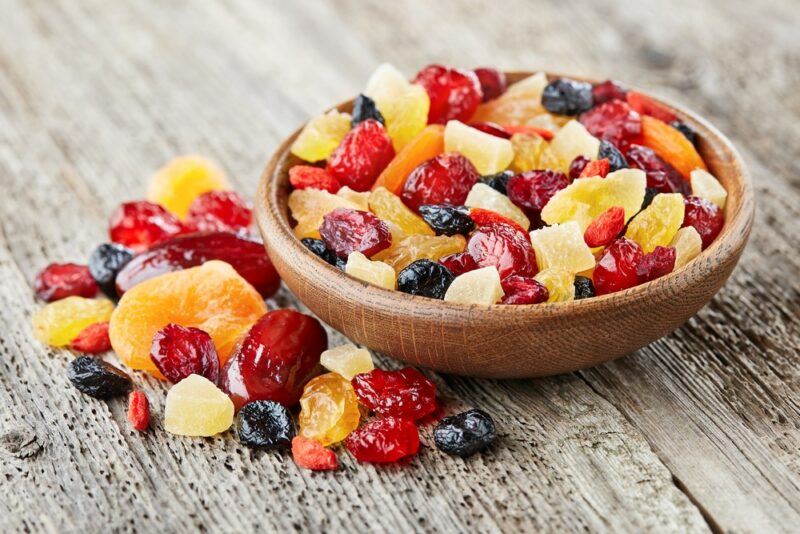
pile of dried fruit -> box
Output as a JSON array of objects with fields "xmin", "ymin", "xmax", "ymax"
[
  {"xmin": 289, "ymin": 65, "xmax": 727, "ymax": 304},
  {"xmin": 31, "ymin": 155, "xmax": 496, "ymax": 470}
]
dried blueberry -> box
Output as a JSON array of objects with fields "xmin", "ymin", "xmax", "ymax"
[
  {"xmin": 301, "ymin": 237, "xmax": 337, "ymax": 266},
  {"xmin": 434, "ymin": 409, "xmax": 496, "ymax": 458},
  {"xmin": 478, "ymin": 170, "xmax": 513, "ymax": 195},
  {"xmin": 88, "ymin": 243, "xmax": 134, "ymax": 299},
  {"xmin": 397, "ymin": 259, "xmax": 454, "ymax": 299},
  {"xmin": 418, "ymin": 204, "xmax": 474, "ymax": 236},
  {"xmin": 641, "ymin": 187, "xmax": 659, "ymax": 210},
  {"xmin": 335, "ymin": 257, "xmax": 348, "ymax": 271},
  {"xmin": 670, "ymin": 120, "xmax": 697, "ymax": 146},
  {"xmin": 67, "ymin": 356, "xmax": 132, "ymax": 399},
  {"xmin": 351, "ymin": 94, "xmax": 385, "ymax": 127},
  {"xmin": 574, "ymin": 276, "xmax": 596, "ymax": 299},
  {"xmin": 238, "ymin": 400, "xmax": 296, "ymax": 450},
  {"xmin": 541, "ymin": 78, "xmax": 593, "ymax": 116},
  {"xmin": 598, "ymin": 140, "xmax": 628, "ymax": 172}
]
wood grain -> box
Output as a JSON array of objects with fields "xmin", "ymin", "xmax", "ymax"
[{"xmin": 1, "ymin": 0, "xmax": 798, "ymax": 532}]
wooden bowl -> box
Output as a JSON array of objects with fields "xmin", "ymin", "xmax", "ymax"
[{"xmin": 256, "ymin": 72, "xmax": 754, "ymax": 378}]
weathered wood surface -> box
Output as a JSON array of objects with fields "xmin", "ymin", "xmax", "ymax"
[{"xmin": 0, "ymin": 0, "xmax": 797, "ymax": 532}]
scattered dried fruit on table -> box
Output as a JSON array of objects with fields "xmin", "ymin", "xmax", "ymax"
[
  {"xmin": 290, "ymin": 109, "xmax": 352, "ymax": 163},
  {"xmin": 414, "ymin": 64, "xmax": 483, "ymax": 124},
  {"xmin": 292, "ymin": 436, "xmax": 338, "ymax": 471},
  {"xmin": 690, "ymin": 169, "xmax": 727, "ymax": 209},
  {"xmin": 434, "ymin": 409, "xmax": 496, "ymax": 457},
  {"xmin": 148, "ymin": 155, "xmax": 230, "ymax": 219},
  {"xmin": 344, "ymin": 251, "xmax": 396, "ymax": 289},
  {"xmin": 533, "ymin": 268, "xmax": 575, "ymax": 302},
  {"xmin": 352, "ymin": 367, "xmax": 437, "ymax": 421},
  {"xmin": 345, "ymin": 416, "xmax": 420, "ymax": 463},
  {"xmin": 238, "ymin": 400, "xmax": 296, "ymax": 450},
  {"xmin": 326, "ymin": 119, "xmax": 395, "ymax": 192},
  {"xmin": 150, "ymin": 323, "xmax": 220, "ymax": 384},
  {"xmin": 443, "ymin": 120, "xmax": 514, "ymax": 175},
  {"xmin": 88, "ymin": 243, "xmax": 134, "ymax": 299},
  {"xmin": 127, "ymin": 391, "xmax": 150, "ymax": 431},
  {"xmin": 67, "ymin": 356, "xmax": 131, "ymax": 399},
  {"xmin": 70, "ymin": 321, "xmax": 111, "ymax": 354},
  {"xmin": 33, "ymin": 297, "xmax": 114, "ymax": 347},
  {"xmin": 500, "ymin": 275, "xmax": 549, "ymax": 305},
  {"xmin": 298, "ymin": 372, "xmax": 361, "ymax": 446},
  {"xmin": 35, "ymin": 263, "xmax": 98, "ymax": 302},
  {"xmin": 401, "ymin": 152, "xmax": 479, "ymax": 212},
  {"xmin": 321, "ymin": 344, "xmax": 374, "ymax": 380},
  {"xmin": 397, "ymin": 259, "xmax": 454, "ymax": 299},
  {"xmin": 164, "ymin": 374, "xmax": 234, "ymax": 437},
  {"xmin": 183, "ymin": 191, "xmax": 253, "ymax": 233},
  {"xmin": 418, "ymin": 204, "xmax": 474, "ymax": 236},
  {"xmin": 682, "ymin": 195, "xmax": 724, "ymax": 249},
  {"xmin": 625, "ymin": 193, "xmax": 685, "ymax": 253},
  {"xmin": 444, "ymin": 266, "xmax": 504, "ymax": 305},
  {"xmin": 593, "ymin": 237, "xmax": 644, "ymax": 296},
  {"xmin": 530, "ymin": 221, "xmax": 595, "ymax": 273},
  {"xmin": 109, "ymin": 200, "xmax": 184, "ymax": 251},
  {"xmin": 670, "ymin": 226, "xmax": 703, "ymax": 269}
]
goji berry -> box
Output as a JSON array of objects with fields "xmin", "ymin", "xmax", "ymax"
[
  {"xmin": 127, "ymin": 391, "xmax": 150, "ymax": 431},
  {"xmin": 579, "ymin": 158, "xmax": 610, "ymax": 178},
  {"xmin": 288, "ymin": 165, "xmax": 342, "ymax": 193},
  {"xmin": 584, "ymin": 206, "xmax": 626, "ymax": 247},
  {"xmin": 70, "ymin": 321, "xmax": 111, "ymax": 353}
]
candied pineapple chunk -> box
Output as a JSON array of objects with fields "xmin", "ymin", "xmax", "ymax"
[
  {"xmin": 369, "ymin": 187, "xmax": 434, "ymax": 236},
  {"xmin": 444, "ymin": 266, "xmax": 504, "ymax": 305},
  {"xmin": 373, "ymin": 234, "xmax": 465, "ymax": 272},
  {"xmin": 365, "ymin": 63, "xmax": 430, "ymax": 150},
  {"xmin": 625, "ymin": 193, "xmax": 685, "ymax": 253},
  {"xmin": 345, "ymin": 252, "xmax": 396, "ymax": 290},
  {"xmin": 549, "ymin": 120, "xmax": 600, "ymax": 171},
  {"xmin": 471, "ymin": 72, "xmax": 548, "ymax": 125},
  {"xmin": 670, "ymin": 226, "xmax": 703, "ymax": 269},
  {"xmin": 690, "ymin": 169, "xmax": 727, "ymax": 209},
  {"xmin": 510, "ymin": 133, "xmax": 560, "ymax": 173},
  {"xmin": 164, "ymin": 374, "xmax": 234, "ymax": 437},
  {"xmin": 530, "ymin": 221, "xmax": 595, "ymax": 273},
  {"xmin": 534, "ymin": 268, "xmax": 575, "ymax": 303},
  {"xmin": 320, "ymin": 344, "xmax": 374, "ymax": 380},
  {"xmin": 465, "ymin": 183, "xmax": 530, "ymax": 231},
  {"xmin": 290, "ymin": 109, "xmax": 352, "ymax": 163},
  {"xmin": 444, "ymin": 120, "xmax": 514, "ymax": 175}
]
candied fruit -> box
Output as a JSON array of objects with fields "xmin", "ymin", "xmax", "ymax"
[
  {"xmin": 352, "ymin": 367, "xmax": 437, "ymax": 420},
  {"xmin": 471, "ymin": 72, "xmax": 548, "ymax": 125},
  {"xmin": 598, "ymin": 140, "xmax": 628, "ymax": 172},
  {"xmin": 443, "ymin": 120, "xmax": 514, "ymax": 175},
  {"xmin": 473, "ymin": 67, "xmax": 507, "ymax": 101},
  {"xmin": 183, "ymin": 191, "xmax": 253, "ymax": 233},
  {"xmin": 444, "ymin": 266, "xmax": 504, "ymax": 305},
  {"xmin": 364, "ymin": 63, "xmax": 430, "ymax": 150},
  {"xmin": 593, "ymin": 238, "xmax": 643, "ymax": 295},
  {"xmin": 438, "ymin": 252, "xmax": 478, "ymax": 277},
  {"xmin": 414, "ymin": 64, "xmax": 483, "ymax": 124},
  {"xmin": 345, "ymin": 251, "xmax": 396, "ymax": 289},
  {"xmin": 337, "ymin": 186, "xmax": 370, "ymax": 210},
  {"xmin": 35, "ymin": 263, "xmax": 98, "ymax": 302},
  {"xmin": 150, "ymin": 323, "xmax": 220, "ymax": 384},
  {"xmin": 70, "ymin": 321, "xmax": 111, "ymax": 354},
  {"xmin": 238, "ymin": 400, "xmax": 295, "ymax": 450},
  {"xmin": 501, "ymin": 275, "xmax": 549, "ymax": 305},
  {"xmin": 109, "ymin": 201, "xmax": 184, "ymax": 252},
  {"xmin": 397, "ymin": 259, "xmax": 454, "ymax": 299},
  {"xmin": 369, "ymin": 187, "xmax": 433, "ymax": 236},
  {"xmin": 690, "ymin": 169, "xmax": 727, "ymax": 209},
  {"xmin": 579, "ymin": 158, "xmax": 610, "ymax": 178},
  {"xmin": 320, "ymin": 208, "xmax": 392, "ymax": 259},
  {"xmin": 509, "ymin": 134, "xmax": 561, "ymax": 173},
  {"xmin": 579, "ymin": 100, "xmax": 642, "ymax": 149},
  {"xmin": 373, "ymin": 234, "xmax": 465, "ymax": 273},
  {"xmin": 549, "ymin": 120, "xmax": 600, "ymax": 172},
  {"xmin": 569, "ymin": 155, "xmax": 590, "ymax": 179},
  {"xmin": 640, "ymin": 115, "xmax": 706, "ymax": 179},
  {"xmin": 418, "ymin": 204, "xmax": 474, "ymax": 236},
  {"xmin": 434, "ymin": 409, "xmax": 496, "ymax": 457},
  {"xmin": 164, "ymin": 374, "xmax": 234, "ymax": 437},
  {"xmin": 533, "ymin": 268, "xmax": 575, "ymax": 302},
  {"xmin": 592, "ymin": 80, "xmax": 628, "ymax": 105},
  {"xmin": 127, "ymin": 391, "xmax": 150, "ymax": 431},
  {"xmin": 292, "ymin": 436, "xmax": 338, "ymax": 471},
  {"xmin": 625, "ymin": 193, "xmax": 685, "ymax": 253},
  {"xmin": 625, "ymin": 143, "xmax": 689, "ymax": 195},
  {"xmin": 33, "ymin": 297, "xmax": 114, "ymax": 347},
  {"xmin": 67, "ymin": 356, "xmax": 131, "ymax": 399},
  {"xmin": 288, "ymin": 165, "xmax": 341, "ymax": 194},
  {"xmin": 321, "ymin": 344, "xmax": 374, "ymax": 380},
  {"xmin": 626, "ymin": 91, "xmax": 677, "ymax": 123},
  {"xmin": 401, "ymin": 153, "xmax": 479, "ymax": 212},
  {"xmin": 506, "ymin": 170, "xmax": 569, "ymax": 222},
  {"xmin": 583, "ymin": 206, "xmax": 625, "ymax": 247},
  {"xmin": 346, "ymin": 416, "xmax": 420, "ymax": 464},
  {"xmin": 372, "ymin": 125, "xmax": 444, "ymax": 194},
  {"xmin": 326, "ymin": 119, "xmax": 395, "ymax": 192},
  {"xmin": 290, "ymin": 109, "xmax": 352, "ymax": 162},
  {"xmin": 299, "ymin": 372, "xmax": 361, "ymax": 446},
  {"xmin": 636, "ymin": 246, "xmax": 676, "ymax": 283},
  {"xmin": 469, "ymin": 207, "xmax": 526, "ymax": 234},
  {"xmin": 467, "ymin": 222, "xmax": 536, "ymax": 278},
  {"xmin": 147, "ymin": 156, "xmax": 230, "ymax": 219},
  {"xmin": 541, "ymin": 78, "xmax": 593, "ymax": 115},
  {"xmin": 683, "ymin": 195, "xmax": 724, "ymax": 249},
  {"xmin": 530, "ymin": 221, "xmax": 595, "ymax": 274},
  {"xmin": 288, "ymin": 188, "xmax": 362, "ymax": 239},
  {"xmin": 89, "ymin": 243, "xmax": 134, "ymax": 299},
  {"xmin": 351, "ymin": 94, "xmax": 385, "ymax": 127},
  {"xmin": 465, "ymin": 183, "xmax": 530, "ymax": 231},
  {"xmin": 670, "ymin": 226, "xmax": 703, "ymax": 269}
]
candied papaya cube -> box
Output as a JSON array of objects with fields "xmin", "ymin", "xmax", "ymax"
[{"xmin": 444, "ymin": 266, "xmax": 504, "ymax": 305}]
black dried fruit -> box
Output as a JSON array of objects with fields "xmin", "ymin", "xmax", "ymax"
[
  {"xmin": 397, "ymin": 259, "xmax": 454, "ymax": 299},
  {"xmin": 541, "ymin": 78, "xmax": 593, "ymax": 116},
  {"xmin": 479, "ymin": 170, "xmax": 513, "ymax": 195},
  {"xmin": 434, "ymin": 409, "xmax": 496, "ymax": 458},
  {"xmin": 574, "ymin": 276, "xmax": 596, "ymax": 299},
  {"xmin": 89, "ymin": 243, "xmax": 133, "ymax": 299},
  {"xmin": 641, "ymin": 187, "xmax": 659, "ymax": 210},
  {"xmin": 67, "ymin": 356, "xmax": 132, "ymax": 399},
  {"xmin": 598, "ymin": 140, "xmax": 628, "ymax": 172},
  {"xmin": 238, "ymin": 400, "xmax": 296, "ymax": 450},
  {"xmin": 351, "ymin": 94, "xmax": 385, "ymax": 127},
  {"xmin": 418, "ymin": 204, "xmax": 474, "ymax": 236},
  {"xmin": 670, "ymin": 120, "xmax": 697, "ymax": 146},
  {"xmin": 335, "ymin": 257, "xmax": 347, "ymax": 271},
  {"xmin": 301, "ymin": 237, "xmax": 337, "ymax": 266}
]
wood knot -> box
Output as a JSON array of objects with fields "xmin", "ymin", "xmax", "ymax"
[{"xmin": 0, "ymin": 425, "xmax": 44, "ymax": 459}]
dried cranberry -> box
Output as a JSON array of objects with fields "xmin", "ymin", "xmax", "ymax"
[
  {"xmin": 626, "ymin": 91, "xmax": 677, "ymax": 123},
  {"xmin": 115, "ymin": 232, "xmax": 280, "ymax": 297},
  {"xmin": 542, "ymin": 78, "xmax": 593, "ymax": 115},
  {"xmin": 184, "ymin": 191, "xmax": 254, "ymax": 233},
  {"xmin": 592, "ymin": 80, "xmax": 628, "ymax": 105},
  {"xmin": 683, "ymin": 196, "xmax": 723, "ymax": 249},
  {"xmin": 593, "ymin": 237, "xmax": 644, "ymax": 295},
  {"xmin": 67, "ymin": 356, "xmax": 131, "ymax": 399},
  {"xmin": 288, "ymin": 165, "xmax": 341, "ymax": 194},
  {"xmin": 439, "ymin": 252, "xmax": 478, "ymax": 277},
  {"xmin": 345, "ymin": 416, "xmax": 420, "ymax": 463},
  {"xmin": 326, "ymin": 119, "xmax": 394, "ymax": 192},
  {"xmin": 636, "ymin": 246, "xmax": 676, "ymax": 283},
  {"xmin": 150, "ymin": 323, "xmax": 220, "ymax": 384},
  {"xmin": 579, "ymin": 100, "xmax": 642, "ymax": 149},
  {"xmin": 70, "ymin": 322, "xmax": 111, "ymax": 354},
  {"xmin": 473, "ymin": 67, "xmax": 507, "ymax": 101},
  {"xmin": 625, "ymin": 144, "xmax": 690, "ymax": 195},
  {"xmin": 584, "ymin": 206, "xmax": 625, "ymax": 247},
  {"xmin": 569, "ymin": 155, "xmax": 590, "ymax": 179},
  {"xmin": 402, "ymin": 153, "xmax": 479, "ymax": 212},
  {"xmin": 467, "ymin": 223, "xmax": 537, "ymax": 279},
  {"xmin": 414, "ymin": 64, "xmax": 483, "ymax": 124},
  {"xmin": 292, "ymin": 436, "xmax": 338, "ymax": 471},
  {"xmin": 34, "ymin": 263, "xmax": 98, "ymax": 302},
  {"xmin": 351, "ymin": 94, "xmax": 385, "ymax": 127},
  {"xmin": 319, "ymin": 208, "xmax": 392, "ymax": 259},
  {"xmin": 579, "ymin": 159, "xmax": 610, "ymax": 178},
  {"xmin": 221, "ymin": 310, "xmax": 327, "ymax": 410},
  {"xmin": 468, "ymin": 122, "xmax": 511, "ymax": 139},
  {"xmin": 127, "ymin": 391, "xmax": 150, "ymax": 431},
  {"xmin": 500, "ymin": 275, "xmax": 549, "ymax": 305},
  {"xmin": 573, "ymin": 276, "xmax": 596, "ymax": 299},
  {"xmin": 469, "ymin": 209, "xmax": 525, "ymax": 235},
  {"xmin": 352, "ymin": 368, "xmax": 437, "ymax": 420},
  {"xmin": 598, "ymin": 140, "xmax": 628, "ymax": 172},
  {"xmin": 506, "ymin": 170, "xmax": 569, "ymax": 219},
  {"xmin": 418, "ymin": 204, "xmax": 474, "ymax": 236},
  {"xmin": 109, "ymin": 201, "xmax": 184, "ymax": 252}
]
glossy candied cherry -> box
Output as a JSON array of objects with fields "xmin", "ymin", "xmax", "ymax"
[
  {"xmin": 326, "ymin": 119, "xmax": 395, "ymax": 192},
  {"xmin": 506, "ymin": 170, "xmax": 569, "ymax": 218},
  {"xmin": 584, "ymin": 206, "xmax": 625, "ymax": 247},
  {"xmin": 109, "ymin": 200, "xmax": 184, "ymax": 252},
  {"xmin": 150, "ymin": 323, "xmax": 220, "ymax": 384},
  {"xmin": 636, "ymin": 246, "xmax": 676, "ymax": 283},
  {"xmin": 345, "ymin": 416, "xmax": 420, "ymax": 463},
  {"xmin": 183, "ymin": 191, "xmax": 253, "ymax": 233},
  {"xmin": 593, "ymin": 237, "xmax": 644, "ymax": 295},
  {"xmin": 288, "ymin": 165, "xmax": 341, "ymax": 194},
  {"xmin": 468, "ymin": 122, "xmax": 511, "ymax": 139},
  {"xmin": 70, "ymin": 321, "xmax": 111, "ymax": 353},
  {"xmin": 579, "ymin": 100, "xmax": 642, "ymax": 149},
  {"xmin": 625, "ymin": 144, "xmax": 690, "ymax": 195},
  {"xmin": 473, "ymin": 67, "xmax": 507, "ymax": 101},
  {"xmin": 500, "ymin": 275, "xmax": 549, "ymax": 305},
  {"xmin": 439, "ymin": 252, "xmax": 478, "ymax": 277},
  {"xmin": 468, "ymin": 207, "xmax": 526, "ymax": 234},
  {"xmin": 352, "ymin": 368, "xmax": 437, "ymax": 420},
  {"xmin": 592, "ymin": 80, "xmax": 628, "ymax": 105},
  {"xmin": 414, "ymin": 64, "xmax": 483, "ymax": 124},
  {"xmin": 221, "ymin": 310, "xmax": 327, "ymax": 410},
  {"xmin": 34, "ymin": 263, "xmax": 98, "ymax": 302},
  {"xmin": 402, "ymin": 153, "xmax": 479, "ymax": 212},
  {"xmin": 683, "ymin": 196, "xmax": 723, "ymax": 249},
  {"xmin": 579, "ymin": 158, "xmax": 610, "ymax": 178},
  {"xmin": 467, "ymin": 222, "xmax": 537, "ymax": 279},
  {"xmin": 569, "ymin": 155, "xmax": 590, "ymax": 179},
  {"xmin": 319, "ymin": 208, "xmax": 392, "ymax": 259}
]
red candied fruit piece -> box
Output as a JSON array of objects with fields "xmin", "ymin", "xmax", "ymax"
[
  {"xmin": 469, "ymin": 122, "xmax": 511, "ymax": 139},
  {"xmin": 579, "ymin": 158, "xmax": 610, "ymax": 178},
  {"xmin": 579, "ymin": 100, "xmax": 642, "ymax": 150},
  {"xmin": 345, "ymin": 416, "xmax": 420, "ymax": 464},
  {"xmin": 473, "ymin": 67, "xmax": 507, "ymax": 102},
  {"xmin": 70, "ymin": 321, "xmax": 111, "ymax": 353},
  {"xmin": 439, "ymin": 252, "xmax": 479, "ymax": 277},
  {"xmin": 592, "ymin": 80, "xmax": 628, "ymax": 105},
  {"xmin": 503, "ymin": 124, "xmax": 555, "ymax": 141},
  {"xmin": 569, "ymin": 155, "xmax": 590, "ymax": 179},
  {"xmin": 636, "ymin": 246, "xmax": 676, "ymax": 283},
  {"xmin": 327, "ymin": 119, "xmax": 394, "ymax": 192},
  {"xmin": 319, "ymin": 208, "xmax": 392, "ymax": 259},
  {"xmin": 150, "ymin": 323, "xmax": 220, "ymax": 384},
  {"xmin": 626, "ymin": 91, "xmax": 678, "ymax": 123},
  {"xmin": 183, "ymin": 191, "xmax": 253, "ymax": 234},
  {"xmin": 625, "ymin": 144, "xmax": 690, "ymax": 195},
  {"xmin": 506, "ymin": 170, "xmax": 569, "ymax": 221},
  {"xmin": 593, "ymin": 237, "xmax": 644, "ymax": 295},
  {"xmin": 127, "ymin": 391, "xmax": 150, "ymax": 431},
  {"xmin": 467, "ymin": 222, "xmax": 537, "ymax": 279},
  {"xmin": 501, "ymin": 275, "xmax": 549, "ymax": 305},
  {"xmin": 351, "ymin": 368, "xmax": 437, "ymax": 420},
  {"xmin": 402, "ymin": 153, "xmax": 479, "ymax": 212},
  {"xmin": 109, "ymin": 201, "xmax": 184, "ymax": 252},
  {"xmin": 584, "ymin": 206, "xmax": 625, "ymax": 247},
  {"xmin": 35, "ymin": 263, "xmax": 98, "ymax": 302},
  {"xmin": 288, "ymin": 165, "xmax": 341, "ymax": 194},
  {"xmin": 683, "ymin": 196, "xmax": 724, "ymax": 249},
  {"xmin": 414, "ymin": 64, "xmax": 483, "ymax": 124},
  {"xmin": 221, "ymin": 309, "xmax": 327, "ymax": 410},
  {"xmin": 292, "ymin": 436, "xmax": 338, "ymax": 471},
  {"xmin": 469, "ymin": 208, "xmax": 526, "ymax": 235}
]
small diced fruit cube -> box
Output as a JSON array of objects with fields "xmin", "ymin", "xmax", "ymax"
[
  {"xmin": 549, "ymin": 120, "xmax": 600, "ymax": 172},
  {"xmin": 465, "ymin": 183, "xmax": 530, "ymax": 231},
  {"xmin": 336, "ymin": 186, "xmax": 370, "ymax": 211},
  {"xmin": 690, "ymin": 169, "xmax": 727, "ymax": 209},
  {"xmin": 164, "ymin": 374, "xmax": 234, "ymax": 437},
  {"xmin": 32, "ymin": 297, "xmax": 115, "ymax": 347},
  {"xmin": 290, "ymin": 109, "xmax": 352, "ymax": 162},
  {"xmin": 530, "ymin": 221, "xmax": 595, "ymax": 273},
  {"xmin": 444, "ymin": 266, "xmax": 504, "ymax": 305},
  {"xmin": 373, "ymin": 234, "xmax": 466, "ymax": 273},
  {"xmin": 470, "ymin": 72, "xmax": 548, "ymax": 125},
  {"xmin": 345, "ymin": 252, "xmax": 396, "ymax": 289},
  {"xmin": 670, "ymin": 226, "xmax": 703, "ymax": 269},
  {"xmin": 365, "ymin": 63, "xmax": 430, "ymax": 150},
  {"xmin": 320, "ymin": 344, "xmax": 374, "ymax": 380},
  {"xmin": 369, "ymin": 187, "xmax": 434, "ymax": 236},
  {"xmin": 444, "ymin": 120, "xmax": 514, "ymax": 175},
  {"xmin": 533, "ymin": 268, "xmax": 575, "ymax": 302},
  {"xmin": 147, "ymin": 156, "xmax": 230, "ymax": 219},
  {"xmin": 625, "ymin": 193, "xmax": 685, "ymax": 253}
]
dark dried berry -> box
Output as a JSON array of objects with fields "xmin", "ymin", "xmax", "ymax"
[
  {"xmin": 541, "ymin": 78, "xmax": 593, "ymax": 116},
  {"xmin": 351, "ymin": 94, "xmax": 385, "ymax": 127},
  {"xmin": 67, "ymin": 356, "xmax": 132, "ymax": 399},
  {"xmin": 574, "ymin": 276, "xmax": 596, "ymax": 299},
  {"xmin": 580, "ymin": 100, "xmax": 642, "ymax": 149},
  {"xmin": 238, "ymin": 400, "xmax": 296, "ymax": 450},
  {"xmin": 670, "ymin": 120, "xmax": 697, "ymax": 146},
  {"xmin": 301, "ymin": 237, "xmax": 338, "ymax": 266},
  {"xmin": 418, "ymin": 204, "xmax": 474, "ymax": 236},
  {"xmin": 89, "ymin": 243, "xmax": 134, "ymax": 299},
  {"xmin": 335, "ymin": 257, "xmax": 347, "ymax": 271},
  {"xmin": 592, "ymin": 80, "xmax": 628, "ymax": 105},
  {"xmin": 150, "ymin": 323, "xmax": 220, "ymax": 384},
  {"xmin": 478, "ymin": 170, "xmax": 513, "ymax": 194},
  {"xmin": 598, "ymin": 140, "xmax": 628, "ymax": 172},
  {"xmin": 569, "ymin": 155, "xmax": 591, "ymax": 180},
  {"xmin": 636, "ymin": 246, "xmax": 676, "ymax": 283},
  {"xmin": 641, "ymin": 187, "xmax": 659, "ymax": 210},
  {"xmin": 397, "ymin": 259, "xmax": 454, "ymax": 299},
  {"xmin": 434, "ymin": 409, "xmax": 496, "ymax": 458}
]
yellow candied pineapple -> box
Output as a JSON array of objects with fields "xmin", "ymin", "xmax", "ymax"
[
  {"xmin": 373, "ymin": 234, "xmax": 466, "ymax": 272},
  {"xmin": 365, "ymin": 63, "xmax": 430, "ymax": 150},
  {"xmin": 299, "ymin": 373, "xmax": 361, "ymax": 446},
  {"xmin": 288, "ymin": 188, "xmax": 362, "ymax": 239},
  {"xmin": 290, "ymin": 109, "xmax": 352, "ymax": 163},
  {"xmin": 690, "ymin": 169, "xmax": 727, "ymax": 209},
  {"xmin": 625, "ymin": 193, "xmax": 685, "ymax": 253},
  {"xmin": 369, "ymin": 187, "xmax": 434, "ymax": 236},
  {"xmin": 465, "ymin": 183, "xmax": 530, "ymax": 231},
  {"xmin": 534, "ymin": 268, "xmax": 575, "ymax": 303},
  {"xmin": 670, "ymin": 226, "xmax": 703, "ymax": 269},
  {"xmin": 345, "ymin": 252, "xmax": 396, "ymax": 290},
  {"xmin": 337, "ymin": 186, "xmax": 370, "ymax": 211},
  {"xmin": 164, "ymin": 374, "xmax": 234, "ymax": 437},
  {"xmin": 32, "ymin": 297, "xmax": 114, "ymax": 347},
  {"xmin": 549, "ymin": 120, "xmax": 600, "ymax": 172},
  {"xmin": 530, "ymin": 221, "xmax": 595, "ymax": 274},
  {"xmin": 471, "ymin": 72, "xmax": 549, "ymax": 125},
  {"xmin": 147, "ymin": 156, "xmax": 230, "ymax": 219},
  {"xmin": 510, "ymin": 133, "xmax": 561, "ymax": 173},
  {"xmin": 320, "ymin": 344, "xmax": 374, "ymax": 380},
  {"xmin": 443, "ymin": 120, "xmax": 514, "ymax": 175},
  {"xmin": 444, "ymin": 266, "xmax": 504, "ymax": 306}
]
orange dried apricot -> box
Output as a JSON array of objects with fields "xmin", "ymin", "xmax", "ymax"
[
  {"xmin": 640, "ymin": 116, "xmax": 706, "ymax": 180},
  {"xmin": 371, "ymin": 125, "xmax": 444, "ymax": 194}
]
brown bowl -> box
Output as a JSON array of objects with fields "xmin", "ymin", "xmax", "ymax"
[{"xmin": 256, "ymin": 72, "xmax": 754, "ymax": 378}]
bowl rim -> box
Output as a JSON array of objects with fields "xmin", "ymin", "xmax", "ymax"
[{"xmin": 257, "ymin": 71, "xmax": 755, "ymax": 319}]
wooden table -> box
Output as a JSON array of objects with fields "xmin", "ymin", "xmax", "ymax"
[{"xmin": 2, "ymin": 1, "xmax": 798, "ymax": 531}]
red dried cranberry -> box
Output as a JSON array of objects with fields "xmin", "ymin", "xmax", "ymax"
[
  {"xmin": 469, "ymin": 208, "xmax": 526, "ymax": 234},
  {"xmin": 351, "ymin": 368, "xmax": 437, "ymax": 420},
  {"xmin": 221, "ymin": 310, "xmax": 327, "ymax": 410},
  {"xmin": 34, "ymin": 263, "xmax": 98, "ymax": 302},
  {"xmin": 70, "ymin": 322, "xmax": 111, "ymax": 354},
  {"xmin": 467, "ymin": 223, "xmax": 537, "ymax": 279},
  {"xmin": 625, "ymin": 144, "xmax": 690, "ymax": 195},
  {"xmin": 288, "ymin": 165, "xmax": 341, "ymax": 193},
  {"xmin": 115, "ymin": 232, "xmax": 280, "ymax": 297},
  {"xmin": 683, "ymin": 196, "xmax": 723, "ymax": 249},
  {"xmin": 636, "ymin": 246, "xmax": 676, "ymax": 283},
  {"xmin": 414, "ymin": 64, "xmax": 483, "ymax": 124},
  {"xmin": 292, "ymin": 436, "xmax": 338, "ymax": 471},
  {"xmin": 109, "ymin": 201, "xmax": 184, "ymax": 252},
  {"xmin": 579, "ymin": 158, "xmax": 611, "ymax": 178},
  {"xmin": 439, "ymin": 252, "xmax": 479, "ymax": 277},
  {"xmin": 127, "ymin": 391, "xmax": 150, "ymax": 431},
  {"xmin": 183, "ymin": 191, "xmax": 253, "ymax": 234},
  {"xmin": 150, "ymin": 323, "xmax": 220, "ymax": 384},
  {"xmin": 319, "ymin": 208, "xmax": 392, "ymax": 259},
  {"xmin": 501, "ymin": 275, "xmax": 549, "ymax": 304},
  {"xmin": 569, "ymin": 155, "xmax": 591, "ymax": 179},
  {"xmin": 579, "ymin": 100, "xmax": 642, "ymax": 149},
  {"xmin": 584, "ymin": 206, "xmax": 625, "ymax": 247},
  {"xmin": 626, "ymin": 91, "xmax": 677, "ymax": 123},
  {"xmin": 345, "ymin": 416, "xmax": 420, "ymax": 463},
  {"xmin": 468, "ymin": 122, "xmax": 511, "ymax": 139},
  {"xmin": 402, "ymin": 153, "xmax": 479, "ymax": 212},
  {"xmin": 506, "ymin": 170, "xmax": 569, "ymax": 220},
  {"xmin": 592, "ymin": 80, "xmax": 628, "ymax": 105},
  {"xmin": 593, "ymin": 237, "xmax": 644, "ymax": 295},
  {"xmin": 473, "ymin": 67, "xmax": 507, "ymax": 101},
  {"xmin": 326, "ymin": 119, "xmax": 394, "ymax": 192}
]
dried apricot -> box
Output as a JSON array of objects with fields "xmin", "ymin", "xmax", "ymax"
[
  {"xmin": 640, "ymin": 116, "xmax": 706, "ymax": 180},
  {"xmin": 371, "ymin": 125, "xmax": 444, "ymax": 194}
]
